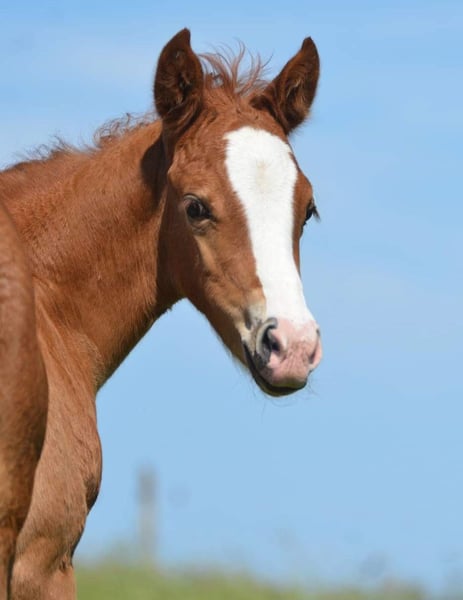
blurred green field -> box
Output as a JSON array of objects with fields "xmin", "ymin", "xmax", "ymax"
[{"xmin": 76, "ymin": 565, "xmax": 431, "ymax": 600}]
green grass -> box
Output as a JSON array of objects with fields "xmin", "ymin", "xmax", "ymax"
[{"xmin": 76, "ymin": 565, "xmax": 427, "ymax": 600}]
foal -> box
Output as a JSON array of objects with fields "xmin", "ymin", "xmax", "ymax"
[{"xmin": 1, "ymin": 29, "xmax": 322, "ymax": 598}]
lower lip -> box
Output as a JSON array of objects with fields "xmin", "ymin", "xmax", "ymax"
[{"xmin": 242, "ymin": 344, "xmax": 305, "ymax": 397}]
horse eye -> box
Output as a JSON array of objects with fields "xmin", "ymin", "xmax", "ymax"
[
  {"xmin": 304, "ymin": 206, "xmax": 315, "ymax": 223},
  {"xmin": 184, "ymin": 195, "xmax": 211, "ymax": 221},
  {"xmin": 304, "ymin": 204, "xmax": 317, "ymax": 224}
]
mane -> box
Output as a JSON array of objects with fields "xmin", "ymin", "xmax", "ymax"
[
  {"xmin": 93, "ymin": 112, "xmax": 155, "ymax": 149},
  {"xmin": 200, "ymin": 45, "xmax": 269, "ymax": 100},
  {"xmin": 0, "ymin": 112, "xmax": 155, "ymax": 178},
  {"xmin": 92, "ymin": 47, "xmax": 267, "ymax": 146}
]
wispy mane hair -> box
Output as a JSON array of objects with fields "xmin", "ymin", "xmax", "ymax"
[{"xmin": 200, "ymin": 45, "xmax": 269, "ymax": 99}]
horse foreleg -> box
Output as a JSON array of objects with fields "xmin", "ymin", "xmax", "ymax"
[
  {"xmin": 0, "ymin": 201, "xmax": 48, "ymax": 599},
  {"xmin": 10, "ymin": 374, "xmax": 101, "ymax": 600},
  {"xmin": 0, "ymin": 372, "xmax": 48, "ymax": 600},
  {"xmin": 10, "ymin": 553, "xmax": 76, "ymax": 600}
]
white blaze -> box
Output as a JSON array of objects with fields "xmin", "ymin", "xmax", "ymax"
[{"xmin": 224, "ymin": 126, "xmax": 313, "ymax": 325}]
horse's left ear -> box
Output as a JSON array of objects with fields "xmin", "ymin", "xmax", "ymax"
[
  {"xmin": 154, "ymin": 28, "xmax": 204, "ymax": 137},
  {"xmin": 251, "ymin": 37, "xmax": 320, "ymax": 134}
]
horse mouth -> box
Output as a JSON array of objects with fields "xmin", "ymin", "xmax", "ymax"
[{"xmin": 243, "ymin": 344, "xmax": 305, "ymax": 397}]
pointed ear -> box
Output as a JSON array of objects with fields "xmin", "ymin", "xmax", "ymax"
[
  {"xmin": 154, "ymin": 29, "xmax": 204, "ymax": 136},
  {"xmin": 251, "ymin": 37, "xmax": 320, "ymax": 134}
]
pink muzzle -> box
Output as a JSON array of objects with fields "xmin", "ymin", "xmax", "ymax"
[{"xmin": 245, "ymin": 317, "xmax": 322, "ymax": 396}]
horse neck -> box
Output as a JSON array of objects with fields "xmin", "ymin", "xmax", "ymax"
[{"xmin": 4, "ymin": 121, "xmax": 181, "ymax": 389}]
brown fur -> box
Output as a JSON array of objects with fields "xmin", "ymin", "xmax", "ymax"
[
  {"xmin": 0, "ymin": 202, "xmax": 48, "ymax": 599},
  {"xmin": 0, "ymin": 29, "xmax": 319, "ymax": 598}
]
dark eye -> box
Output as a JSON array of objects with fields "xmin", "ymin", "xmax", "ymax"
[
  {"xmin": 304, "ymin": 206, "xmax": 315, "ymax": 223},
  {"xmin": 184, "ymin": 195, "xmax": 211, "ymax": 222},
  {"xmin": 303, "ymin": 202, "xmax": 319, "ymax": 227}
]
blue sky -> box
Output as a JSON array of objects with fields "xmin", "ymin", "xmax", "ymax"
[{"xmin": 1, "ymin": 0, "xmax": 462, "ymax": 592}]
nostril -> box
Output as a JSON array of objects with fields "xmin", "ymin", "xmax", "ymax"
[
  {"xmin": 255, "ymin": 317, "xmax": 278, "ymax": 366},
  {"xmin": 263, "ymin": 327, "xmax": 280, "ymax": 354}
]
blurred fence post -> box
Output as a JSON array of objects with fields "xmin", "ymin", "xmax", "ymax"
[{"xmin": 137, "ymin": 467, "xmax": 156, "ymax": 566}]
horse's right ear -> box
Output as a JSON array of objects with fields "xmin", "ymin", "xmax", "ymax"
[{"xmin": 154, "ymin": 29, "xmax": 204, "ymax": 137}]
